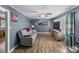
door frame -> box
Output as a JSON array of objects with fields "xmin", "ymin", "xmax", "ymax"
[
  {"xmin": 71, "ymin": 12, "xmax": 76, "ymax": 46},
  {"xmin": 0, "ymin": 6, "xmax": 10, "ymax": 53}
]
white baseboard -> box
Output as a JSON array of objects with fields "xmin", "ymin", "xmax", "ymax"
[
  {"xmin": 37, "ymin": 32, "xmax": 50, "ymax": 34},
  {"xmin": 9, "ymin": 44, "xmax": 19, "ymax": 53}
]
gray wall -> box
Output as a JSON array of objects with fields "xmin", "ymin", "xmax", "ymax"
[
  {"xmin": 31, "ymin": 19, "xmax": 51, "ymax": 32},
  {"xmin": 1, "ymin": 5, "xmax": 31, "ymax": 50}
]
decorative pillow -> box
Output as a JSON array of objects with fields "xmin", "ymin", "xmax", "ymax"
[
  {"xmin": 25, "ymin": 28, "xmax": 30, "ymax": 32},
  {"xmin": 21, "ymin": 28, "xmax": 32, "ymax": 37}
]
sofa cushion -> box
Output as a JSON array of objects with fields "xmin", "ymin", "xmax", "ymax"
[{"xmin": 24, "ymin": 35, "xmax": 31, "ymax": 37}]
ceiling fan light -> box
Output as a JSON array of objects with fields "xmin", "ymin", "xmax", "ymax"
[{"xmin": 41, "ymin": 15, "xmax": 46, "ymax": 17}]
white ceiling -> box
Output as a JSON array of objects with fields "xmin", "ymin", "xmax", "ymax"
[{"xmin": 11, "ymin": 5, "xmax": 74, "ymax": 19}]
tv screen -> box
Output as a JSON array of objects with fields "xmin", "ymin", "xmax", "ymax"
[{"xmin": 53, "ymin": 22, "xmax": 60, "ymax": 30}]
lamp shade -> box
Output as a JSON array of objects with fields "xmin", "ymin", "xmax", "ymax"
[{"xmin": 31, "ymin": 25, "xmax": 34, "ymax": 28}]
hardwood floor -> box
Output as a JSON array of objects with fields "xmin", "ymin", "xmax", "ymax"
[
  {"xmin": 0, "ymin": 37, "xmax": 5, "ymax": 53},
  {"xmin": 13, "ymin": 34, "xmax": 70, "ymax": 53}
]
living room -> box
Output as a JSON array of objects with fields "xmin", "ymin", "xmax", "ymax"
[{"xmin": 0, "ymin": 5, "xmax": 79, "ymax": 53}]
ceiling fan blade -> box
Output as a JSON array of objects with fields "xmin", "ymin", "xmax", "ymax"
[{"xmin": 46, "ymin": 13, "xmax": 52, "ymax": 15}]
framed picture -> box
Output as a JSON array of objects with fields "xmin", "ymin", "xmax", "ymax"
[
  {"xmin": 11, "ymin": 12, "xmax": 18, "ymax": 22},
  {"xmin": 38, "ymin": 20, "xmax": 48, "ymax": 25}
]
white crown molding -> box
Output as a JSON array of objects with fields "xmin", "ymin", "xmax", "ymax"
[
  {"xmin": 9, "ymin": 5, "xmax": 78, "ymax": 19},
  {"xmin": 65, "ymin": 5, "xmax": 78, "ymax": 13},
  {"xmin": 9, "ymin": 5, "xmax": 29, "ymax": 18}
]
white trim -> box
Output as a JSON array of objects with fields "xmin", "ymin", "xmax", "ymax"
[
  {"xmin": 37, "ymin": 32, "xmax": 50, "ymax": 34},
  {"xmin": 9, "ymin": 5, "xmax": 27, "ymax": 17},
  {"xmin": 9, "ymin": 44, "xmax": 19, "ymax": 53},
  {"xmin": 65, "ymin": 5, "xmax": 78, "ymax": 13},
  {"xmin": 7, "ymin": 10, "xmax": 10, "ymax": 53},
  {"xmin": 55, "ymin": 5, "xmax": 78, "ymax": 19},
  {"xmin": 10, "ymin": 5, "xmax": 78, "ymax": 19},
  {"xmin": 0, "ymin": 7, "xmax": 10, "ymax": 53},
  {"xmin": 0, "ymin": 7, "xmax": 9, "ymax": 12}
]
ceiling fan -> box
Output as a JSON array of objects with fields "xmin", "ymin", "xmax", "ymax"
[
  {"xmin": 39, "ymin": 11, "xmax": 52, "ymax": 17},
  {"xmin": 29, "ymin": 10, "xmax": 52, "ymax": 17}
]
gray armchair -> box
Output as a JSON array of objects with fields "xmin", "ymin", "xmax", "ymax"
[{"xmin": 17, "ymin": 30, "xmax": 37, "ymax": 46}]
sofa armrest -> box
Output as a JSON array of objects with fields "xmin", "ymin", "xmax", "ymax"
[
  {"xmin": 20, "ymin": 37, "xmax": 32, "ymax": 46},
  {"xmin": 17, "ymin": 31, "xmax": 23, "ymax": 39}
]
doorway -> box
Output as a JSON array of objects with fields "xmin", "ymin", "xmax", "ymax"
[{"xmin": 0, "ymin": 7, "xmax": 10, "ymax": 53}]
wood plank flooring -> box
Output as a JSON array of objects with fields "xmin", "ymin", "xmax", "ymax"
[{"xmin": 13, "ymin": 34, "xmax": 70, "ymax": 53}]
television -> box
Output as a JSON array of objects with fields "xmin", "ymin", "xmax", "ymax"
[{"xmin": 53, "ymin": 22, "xmax": 60, "ymax": 30}]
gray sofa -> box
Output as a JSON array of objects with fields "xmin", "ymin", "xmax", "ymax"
[{"xmin": 17, "ymin": 30, "xmax": 37, "ymax": 46}]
